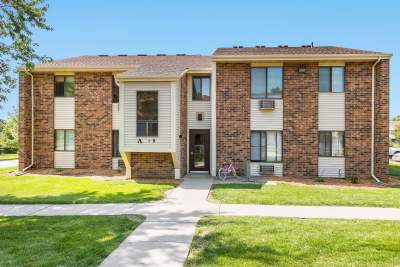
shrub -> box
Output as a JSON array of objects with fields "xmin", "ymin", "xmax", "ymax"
[
  {"xmin": 315, "ymin": 176, "xmax": 325, "ymax": 183},
  {"xmin": 350, "ymin": 177, "xmax": 359, "ymax": 184}
]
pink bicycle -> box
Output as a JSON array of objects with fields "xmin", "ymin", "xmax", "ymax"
[{"xmin": 218, "ymin": 161, "xmax": 237, "ymax": 181}]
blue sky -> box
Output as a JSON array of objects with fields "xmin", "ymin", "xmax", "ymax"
[{"xmin": 1, "ymin": 0, "xmax": 399, "ymax": 118}]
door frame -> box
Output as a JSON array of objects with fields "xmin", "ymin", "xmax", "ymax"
[{"xmin": 188, "ymin": 129, "xmax": 210, "ymax": 172}]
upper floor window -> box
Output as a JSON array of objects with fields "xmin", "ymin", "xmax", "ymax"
[
  {"xmin": 55, "ymin": 129, "xmax": 75, "ymax": 151},
  {"xmin": 192, "ymin": 77, "xmax": 210, "ymax": 101},
  {"xmin": 251, "ymin": 131, "xmax": 282, "ymax": 162},
  {"xmin": 137, "ymin": 91, "xmax": 158, "ymax": 137},
  {"xmin": 55, "ymin": 76, "xmax": 75, "ymax": 97},
  {"xmin": 251, "ymin": 67, "xmax": 283, "ymax": 99},
  {"xmin": 112, "ymin": 76, "xmax": 119, "ymax": 103},
  {"xmin": 319, "ymin": 131, "xmax": 344, "ymax": 157},
  {"xmin": 319, "ymin": 67, "xmax": 344, "ymax": 93}
]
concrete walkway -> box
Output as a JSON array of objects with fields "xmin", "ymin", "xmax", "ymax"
[
  {"xmin": 0, "ymin": 159, "xmax": 18, "ymax": 168},
  {"xmin": 1, "ymin": 174, "xmax": 400, "ymax": 266}
]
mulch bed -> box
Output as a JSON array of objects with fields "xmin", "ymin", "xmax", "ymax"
[{"xmin": 272, "ymin": 176, "xmax": 400, "ymax": 188}]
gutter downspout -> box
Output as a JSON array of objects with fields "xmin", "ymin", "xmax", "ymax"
[
  {"xmin": 371, "ymin": 57, "xmax": 382, "ymax": 183},
  {"xmin": 22, "ymin": 71, "xmax": 34, "ymax": 173}
]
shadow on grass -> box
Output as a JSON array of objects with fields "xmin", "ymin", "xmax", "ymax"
[
  {"xmin": 0, "ymin": 215, "xmax": 143, "ymax": 267},
  {"xmin": 0, "ymin": 189, "xmax": 167, "ymax": 204},
  {"xmin": 186, "ymin": 219, "xmax": 282, "ymax": 266}
]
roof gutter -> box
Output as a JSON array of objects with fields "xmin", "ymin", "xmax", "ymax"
[{"xmin": 371, "ymin": 56, "xmax": 383, "ymax": 184}]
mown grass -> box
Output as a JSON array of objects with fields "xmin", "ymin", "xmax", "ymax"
[
  {"xmin": 0, "ymin": 215, "xmax": 143, "ymax": 267},
  {"xmin": 0, "ymin": 173, "xmax": 174, "ymax": 204},
  {"xmin": 185, "ymin": 216, "xmax": 400, "ymax": 267},
  {"xmin": 211, "ymin": 182, "xmax": 400, "ymax": 207},
  {"xmin": 0, "ymin": 153, "xmax": 18, "ymax": 160}
]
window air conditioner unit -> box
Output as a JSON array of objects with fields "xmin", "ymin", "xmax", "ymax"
[
  {"xmin": 259, "ymin": 99, "xmax": 275, "ymax": 110},
  {"xmin": 259, "ymin": 165, "xmax": 275, "ymax": 176}
]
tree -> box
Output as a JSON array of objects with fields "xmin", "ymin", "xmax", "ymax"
[
  {"xmin": 392, "ymin": 115, "xmax": 400, "ymax": 121},
  {"xmin": 0, "ymin": 110, "xmax": 18, "ymax": 152},
  {"xmin": 0, "ymin": 0, "xmax": 52, "ymax": 107}
]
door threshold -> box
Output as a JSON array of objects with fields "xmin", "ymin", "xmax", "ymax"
[{"xmin": 189, "ymin": 171, "xmax": 209, "ymax": 174}]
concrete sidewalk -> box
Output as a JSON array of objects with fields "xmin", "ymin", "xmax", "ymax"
[
  {"xmin": 0, "ymin": 159, "xmax": 18, "ymax": 168},
  {"xmin": 1, "ymin": 174, "xmax": 400, "ymax": 267}
]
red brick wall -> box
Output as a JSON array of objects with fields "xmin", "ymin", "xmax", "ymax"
[
  {"xmin": 374, "ymin": 60, "xmax": 390, "ymax": 180},
  {"xmin": 345, "ymin": 61, "xmax": 390, "ymax": 180},
  {"xmin": 283, "ymin": 62, "xmax": 319, "ymax": 177},
  {"xmin": 75, "ymin": 72, "xmax": 113, "ymax": 169},
  {"xmin": 179, "ymin": 74, "xmax": 188, "ymax": 177},
  {"xmin": 18, "ymin": 73, "xmax": 32, "ymax": 170},
  {"xmin": 216, "ymin": 63, "xmax": 251, "ymax": 174},
  {"xmin": 18, "ymin": 72, "xmax": 54, "ymax": 170},
  {"xmin": 131, "ymin": 152, "xmax": 175, "ymax": 179},
  {"xmin": 345, "ymin": 62, "xmax": 373, "ymax": 179}
]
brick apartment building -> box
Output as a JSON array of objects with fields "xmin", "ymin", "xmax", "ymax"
[{"xmin": 18, "ymin": 45, "xmax": 391, "ymax": 181}]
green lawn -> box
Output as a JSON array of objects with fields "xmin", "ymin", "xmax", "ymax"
[
  {"xmin": 0, "ymin": 215, "xmax": 143, "ymax": 267},
  {"xmin": 0, "ymin": 174, "xmax": 174, "ymax": 204},
  {"xmin": 390, "ymin": 161, "xmax": 400, "ymax": 177},
  {"xmin": 0, "ymin": 166, "xmax": 16, "ymax": 174},
  {"xmin": 185, "ymin": 216, "xmax": 400, "ymax": 267},
  {"xmin": 211, "ymin": 183, "xmax": 400, "ymax": 207},
  {"xmin": 0, "ymin": 153, "xmax": 18, "ymax": 160}
]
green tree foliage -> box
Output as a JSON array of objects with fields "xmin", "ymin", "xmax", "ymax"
[
  {"xmin": 0, "ymin": 0, "xmax": 52, "ymax": 107},
  {"xmin": 0, "ymin": 110, "xmax": 18, "ymax": 151},
  {"xmin": 392, "ymin": 115, "xmax": 400, "ymax": 121}
]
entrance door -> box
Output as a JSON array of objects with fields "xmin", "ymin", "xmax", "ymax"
[{"xmin": 189, "ymin": 129, "xmax": 210, "ymax": 172}]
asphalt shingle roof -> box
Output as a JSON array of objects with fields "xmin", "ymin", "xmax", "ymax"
[
  {"xmin": 213, "ymin": 46, "xmax": 389, "ymax": 56},
  {"xmin": 31, "ymin": 46, "xmax": 391, "ymax": 78}
]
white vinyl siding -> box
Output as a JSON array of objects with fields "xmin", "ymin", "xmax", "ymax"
[
  {"xmin": 187, "ymin": 75, "xmax": 211, "ymax": 129},
  {"xmin": 112, "ymin": 157, "xmax": 122, "ymax": 170},
  {"xmin": 250, "ymin": 162, "xmax": 283, "ymax": 176},
  {"xmin": 54, "ymin": 151, "xmax": 75, "ymax": 168},
  {"xmin": 318, "ymin": 93, "xmax": 345, "ymax": 131},
  {"xmin": 121, "ymin": 82, "xmax": 171, "ymax": 152},
  {"xmin": 112, "ymin": 103, "xmax": 119, "ymax": 130},
  {"xmin": 250, "ymin": 99, "xmax": 283, "ymax": 130},
  {"xmin": 318, "ymin": 157, "xmax": 345, "ymax": 178},
  {"xmin": 54, "ymin": 97, "xmax": 75, "ymax": 129}
]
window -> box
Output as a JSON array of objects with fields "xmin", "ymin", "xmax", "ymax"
[
  {"xmin": 251, "ymin": 67, "xmax": 282, "ymax": 99},
  {"xmin": 137, "ymin": 91, "xmax": 158, "ymax": 137},
  {"xmin": 55, "ymin": 76, "xmax": 75, "ymax": 97},
  {"xmin": 54, "ymin": 130, "xmax": 75, "ymax": 151},
  {"xmin": 112, "ymin": 130, "xmax": 119, "ymax": 157},
  {"xmin": 192, "ymin": 77, "xmax": 210, "ymax": 101},
  {"xmin": 319, "ymin": 67, "xmax": 344, "ymax": 92},
  {"xmin": 112, "ymin": 76, "xmax": 119, "ymax": 103},
  {"xmin": 319, "ymin": 131, "xmax": 344, "ymax": 157},
  {"xmin": 251, "ymin": 131, "xmax": 282, "ymax": 162}
]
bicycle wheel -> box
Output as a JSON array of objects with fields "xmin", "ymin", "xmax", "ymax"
[{"xmin": 218, "ymin": 168, "xmax": 224, "ymax": 180}]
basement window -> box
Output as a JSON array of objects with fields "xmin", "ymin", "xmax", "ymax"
[
  {"xmin": 55, "ymin": 76, "xmax": 75, "ymax": 97},
  {"xmin": 319, "ymin": 131, "xmax": 344, "ymax": 157},
  {"xmin": 55, "ymin": 130, "xmax": 75, "ymax": 151},
  {"xmin": 251, "ymin": 131, "xmax": 282, "ymax": 162}
]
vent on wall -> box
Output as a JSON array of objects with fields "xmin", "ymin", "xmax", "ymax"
[
  {"xmin": 259, "ymin": 165, "xmax": 274, "ymax": 176},
  {"xmin": 259, "ymin": 99, "xmax": 275, "ymax": 110}
]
